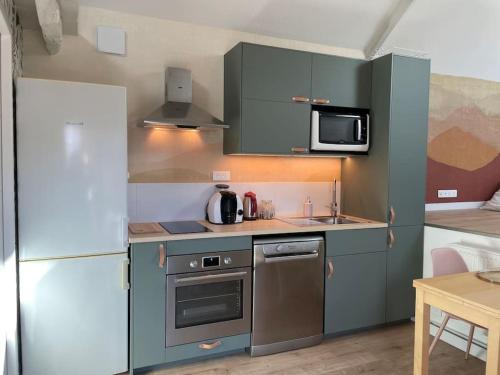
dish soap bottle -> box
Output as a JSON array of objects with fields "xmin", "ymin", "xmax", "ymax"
[{"xmin": 303, "ymin": 196, "xmax": 313, "ymax": 218}]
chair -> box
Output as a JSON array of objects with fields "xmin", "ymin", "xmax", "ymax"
[{"xmin": 429, "ymin": 247, "xmax": 484, "ymax": 359}]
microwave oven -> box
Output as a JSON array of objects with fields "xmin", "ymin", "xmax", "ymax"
[{"xmin": 310, "ymin": 106, "xmax": 370, "ymax": 153}]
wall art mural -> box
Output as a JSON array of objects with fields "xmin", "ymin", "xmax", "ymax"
[{"xmin": 427, "ymin": 74, "xmax": 500, "ymax": 203}]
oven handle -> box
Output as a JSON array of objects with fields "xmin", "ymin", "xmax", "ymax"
[
  {"xmin": 174, "ymin": 271, "xmax": 248, "ymax": 284},
  {"xmin": 335, "ymin": 114, "xmax": 361, "ymax": 118},
  {"xmin": 357, "ymin": 119, "xmax": 362, "ymax": 141}
]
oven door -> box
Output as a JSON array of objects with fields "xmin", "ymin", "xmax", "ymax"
[
  {"xmin": 166, "ymin": 267, "xmax": 251, "ymax": 347},
  {"xmin": 311, "ymin": 110, "xmax": 369, "ymax": 152}
]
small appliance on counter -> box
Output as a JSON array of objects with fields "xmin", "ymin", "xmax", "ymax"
[
  {"xmin": 243, "ymin": 192, "xmax": 258, "ymax": 221},
  {"xmin": 207, "ymin": 184, "xmax": 243, "ymax": 224}
]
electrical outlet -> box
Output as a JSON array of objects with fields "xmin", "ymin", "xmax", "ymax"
[
  {"xmin": 438, "ymin": 189, "xmax": 458, "ymax": 198},
  {"xmin": 212, "ymin": 171, "xmax": 231, "ymax": 181}
]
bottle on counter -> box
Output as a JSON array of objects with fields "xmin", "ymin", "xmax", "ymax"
[{"xmin": 303, "ymin": 196, "xmax": 313, "ymax": 218}]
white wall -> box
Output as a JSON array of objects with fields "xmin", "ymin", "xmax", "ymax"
[{"xmin": 382, "ymin": 0, "xmax": 500, "ymax": 82}]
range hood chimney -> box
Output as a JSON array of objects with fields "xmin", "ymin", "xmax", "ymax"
[{"xmin": 141, "ymin": 67, "xmax": 228, "ymax": 130}]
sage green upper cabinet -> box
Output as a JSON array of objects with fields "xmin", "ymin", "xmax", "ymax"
[
  {"xmin": 224, "ymin": 42, "xmax": 374, "ymax": 155},
  {"xmin": 241, "ymin": 99, "xmax": 310, "ymax": 154},
  {"xmin": 341, "ymin": 54, "xmax": 430, "ymax": 226},
  {"xmin": 224, "ymin": 43, "xmax": 312, "ymax": 155},
  {"xmin": 311, "ymin": 54, "xmax": 372, "ymax": 108},
  {"xmin": 242, "ymin": 43, "xmax": 312, "ymax": 102},
  {"xmin": 388, "ymin": 56, "xmax": 430, "ymax": 227}
]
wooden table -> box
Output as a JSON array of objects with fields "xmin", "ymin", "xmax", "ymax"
[{"xmin": 413, "ymin": 272, "xmax": 500, "ymax": 374}]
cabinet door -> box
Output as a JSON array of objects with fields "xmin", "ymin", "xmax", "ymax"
[
  {"xmin": 388, "ymin": 56, "xmax": 430, "ymax": 226},
  {"xmin": 324, "ymin": 252, "xmax": 386, "ymax": 335},
  {"xmin": 386, "ymin": 225, "xmax": 424, "ymax": 322},
  {"xmin": 242, "ymin": 43, "xmax": 312, "ymax": 102},
  {"xmin": 242, "ymin": 99, "xmax": 310, "ymax": 154},
  {"xmin": 19, "ymin": 254, "xmax": 128, "ymax": 375},
  {"xmin": 312, "ymin": 54, "xmax": 371, "ymax": 108},
  {"xmin": 131, "ymin": 242, "xmax": 166, "ymax": 369}
]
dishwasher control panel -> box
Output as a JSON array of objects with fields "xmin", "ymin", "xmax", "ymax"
[{"xmin": 255, "ymin": 235, "xmax": 324, "ymax": 257}]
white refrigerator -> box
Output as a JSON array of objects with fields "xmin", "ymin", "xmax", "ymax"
[{"xmin": 16, "ymin": 78, "xmax": 129, "ymax": 375}]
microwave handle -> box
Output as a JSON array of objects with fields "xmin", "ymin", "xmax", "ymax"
[{"xmin": 356, "ymin": 119, "xmax": 362, "ymax": 141}]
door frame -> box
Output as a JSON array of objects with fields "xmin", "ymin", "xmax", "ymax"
[{"xmin": 0, "ymin": 7, "xmax": 18, "ymax": 375}]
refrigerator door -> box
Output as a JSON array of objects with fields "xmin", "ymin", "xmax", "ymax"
[
  {"xmin": 19, "ymin": 253, "xmax": 129, "ymax": 375},
  {"xmin": 16, "ymin": 78, "xmax": 128, "ymax": 260}
]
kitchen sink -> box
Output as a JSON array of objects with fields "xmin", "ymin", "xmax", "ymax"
[
  {"xmin": 310, "ymin": 216, "xmax": 361, "ymax": 225},
  {"xmin": 279, "ymin": 216, "xmax": 364, "ymax": 227}
]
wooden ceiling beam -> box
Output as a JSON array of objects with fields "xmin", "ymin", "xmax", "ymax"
[
  {"xmin": 34, "ymin": 0, "xmax": 63, "ymax": 55},
  {"xmin": 364, "ymin": 0, "xmax": 415, "ymax": 60}
]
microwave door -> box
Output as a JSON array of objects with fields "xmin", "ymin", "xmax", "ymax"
[{"xmin": 310, "ymin": 111, "xmax": 369, "ymax": 152}]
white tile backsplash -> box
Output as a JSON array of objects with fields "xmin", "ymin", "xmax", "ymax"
[{"xmin": 128, "ymin": 182, "xmax": 340, "ymax": 223}]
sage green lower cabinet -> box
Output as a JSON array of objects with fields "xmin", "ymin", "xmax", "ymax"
[
  {"xmin": 165, "ymin": 334, "xmax": 250, "ymax": 364},
  {"xmin": 386, "ymin": 225, "xmax": 424, "ymax": 322},
  {"xmin": 325, "ymin": 228, "xmax": 388, "ymax": 256},
  {"xmin": 166, "ymin": 236, "xmax": 252, "ymax": 256},
  {"xmin": 131, "ymin": 241, "xmax": 166, "ymax": 370},
  {"xmin": 324, "ymin": 252, "xmax": 387, "ymax": 335},
  {"xmin": 241, "ymin": 99, "xmax": 310, "ymax": 154},
  {"xmin": 131, "ymin": 238, "xmax": 252, "ymax": 372}
]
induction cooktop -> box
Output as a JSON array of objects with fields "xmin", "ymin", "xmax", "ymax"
[{"xmin": 159, "ymin": 220, "xmax": 212, "ymax": 234}]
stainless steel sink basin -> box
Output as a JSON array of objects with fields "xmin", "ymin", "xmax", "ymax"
[
  {"xmin": 278, "ymin": 216, "xmax": 364, "ymax": 227},
  {"xmin": 310, "ymin": 216, "xmax": 361, "ymax": 225}
]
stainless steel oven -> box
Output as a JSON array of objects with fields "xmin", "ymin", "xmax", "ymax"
[
  {"xmin": 311, "ymin": 106, "xmax": 370, "ymax": 152},
  {"xmin": 165, "ymin": 249, "xmax": 252, "ymax": 347}
]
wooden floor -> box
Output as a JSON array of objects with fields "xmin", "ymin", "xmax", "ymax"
[{"xmin": 145, "ymin": 323, "xmax": 485, "ymax": 375}]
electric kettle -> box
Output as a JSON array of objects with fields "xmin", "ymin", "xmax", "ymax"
[{"xmin": 243, "ymin": 192, "xmax": 258, "ymax": 221}]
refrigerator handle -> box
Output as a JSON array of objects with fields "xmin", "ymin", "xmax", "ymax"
[
  {"xmin": 121, "ymin": 259, "xmax": 130, "ymax": 290},
  {"xmin": 122, "ymin": 216, "xmax": 129, "ymax": 248}
]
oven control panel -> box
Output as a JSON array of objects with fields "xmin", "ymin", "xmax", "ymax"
[
  {"xmin": 166, "ymin": 249, "xmax": 252, "ymax": 275},
  {"xmin": 202, "ymin": 256, "xmax": 220, "ymax": 268}
]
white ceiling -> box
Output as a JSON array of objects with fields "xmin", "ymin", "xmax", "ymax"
[
  {"xmin": 383, "ymin": 0, "xmax": 500, "ymax": 81},
  {"xmin": 19, "ymin": 0, "xmax": 500, "ymax": 81},
  {"xmin": 78, "ymin": 0, "xmax": 402, "ymax": 51}
]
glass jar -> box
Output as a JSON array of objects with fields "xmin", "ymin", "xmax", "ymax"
[{"xmin": 259, "ymin": 200, "xmax": 275, "ymax": 220}]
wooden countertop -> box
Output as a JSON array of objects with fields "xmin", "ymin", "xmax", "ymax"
[
  {"xmin": 129, "ymin": 216, "xmax": 387, "ymax": 244},
  {"xmin": 425, "ymin": 208, "xmax": 500, "ymax": 238}
]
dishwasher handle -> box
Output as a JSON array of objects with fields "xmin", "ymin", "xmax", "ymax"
[{"xmin": 264, "ymin": 252, "xmax": 319, "ymax": 263}]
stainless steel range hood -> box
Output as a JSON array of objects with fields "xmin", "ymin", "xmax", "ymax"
[{"xmin": 142, "ymin": 67, "xmax": 228, "ymax": 130}]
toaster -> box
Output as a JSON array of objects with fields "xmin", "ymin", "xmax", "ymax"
[{"xmin": 206, "ymin": 185, "xmax": 243, "ymax": 224}]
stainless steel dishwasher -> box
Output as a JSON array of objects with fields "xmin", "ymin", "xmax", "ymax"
[{"xmin": 251, "ymin": 235, "xmax": 325, "ymax": 356}]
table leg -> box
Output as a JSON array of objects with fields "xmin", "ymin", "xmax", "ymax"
[
  {"xmin": 414, "ymin": 289, "xmax": 430, "ymax": 375},
  {"xmin": 486, "ymin": 322, "xmax": 500, "ymax": 375}
]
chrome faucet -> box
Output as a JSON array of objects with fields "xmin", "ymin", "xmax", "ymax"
[{"xmin": 326, "ymin": 179, "xmax": 338, "ymax": 218}]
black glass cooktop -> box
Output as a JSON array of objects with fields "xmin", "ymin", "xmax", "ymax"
[{"xmin": 159, "ymin": 221, "xmax": 212, "ymax": 234}]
